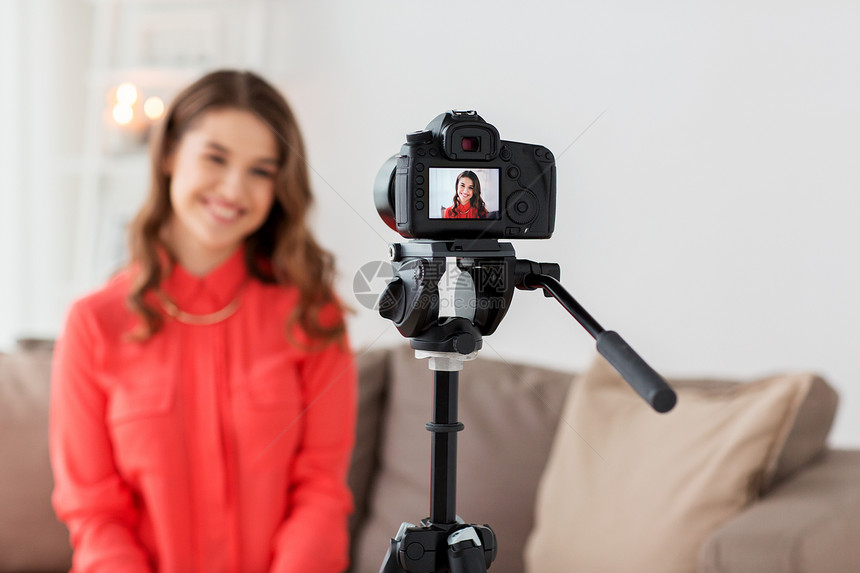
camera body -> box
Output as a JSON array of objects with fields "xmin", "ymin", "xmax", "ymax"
[{"xmin": 375, "ymin": 110, "xmax": 556, "ymax": 240}]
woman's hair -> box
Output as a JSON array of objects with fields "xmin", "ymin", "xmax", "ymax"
[
  {"xmin": 447, "ymin": 170, "xmax": 488, "ymax": 218},
  {"xmin": 127, "ymin": 69, "xmax": 345, "ymax": 345}
]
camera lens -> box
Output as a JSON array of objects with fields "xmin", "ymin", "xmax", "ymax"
[
  {"xmin": 461, "ymin": 137, "xmax": 479, "ymax": 152},
  {"xmin": 374, "ymin": 155, "xmax": 400, "ymax": 232}
]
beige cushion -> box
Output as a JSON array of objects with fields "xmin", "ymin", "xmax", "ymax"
[
  {"xmin": 770, "ymin": 373, "xmax": 838, "ymax": 487},
  {"xmin": 348, "ymin": 347, "xmax": 391, "ymax": 544},
  {"xmin": 699, "ymin": 449, "xmax": 860, "ymax": 573},
  {"xmin": 0, "ymin": 340, "xmax": 72, "ymax": 572},
  {"xmin": 352, "ymin": 345, "xmax": 573, "ymax": 573},
  {"xmin": 526, "ymin": 356, "xmax": 833, "ymax": 573}
]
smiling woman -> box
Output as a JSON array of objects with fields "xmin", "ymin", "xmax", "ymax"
[{"xmin": 49, "ymin": 70, "xmax": 356, "ymax": 573}]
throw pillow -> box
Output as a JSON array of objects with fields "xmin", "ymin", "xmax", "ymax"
[{"xmin": 525, "ymin": 355, "xmax": 831, "ymax": 573}]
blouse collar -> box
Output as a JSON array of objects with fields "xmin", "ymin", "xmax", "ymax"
[
  {"xmin": 160, "ymin": 246, "xmax": 249, "ymax": 314},
  {"xmin": 456, "ymin": 203, "xmax": 475, "ymax": 214}
]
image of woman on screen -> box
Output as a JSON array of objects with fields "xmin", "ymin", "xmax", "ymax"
[{"xmin": 443, "ymin": 170, "xmax": 489, "ymax": 219}]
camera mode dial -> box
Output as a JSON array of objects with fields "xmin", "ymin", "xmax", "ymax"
[{"xmin": 406, "ymin": 130, "xmax": 433, "ymax": 145}]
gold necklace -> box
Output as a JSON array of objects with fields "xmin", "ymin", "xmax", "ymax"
[{"xmin": 155, "ymin": 284, "xmax": 246, "ymax": 326}]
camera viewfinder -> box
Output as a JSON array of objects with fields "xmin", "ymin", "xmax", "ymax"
[{"xmin": 461, "ymin": 137, "xmax": 479, "ymax": 152}]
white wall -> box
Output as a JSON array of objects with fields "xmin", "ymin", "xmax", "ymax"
[
  {"xmin": 0, "ymin": 0, "xmax": 88, "ymax": 346},
  {"xmin": 4, "ymin": 0, "xmax": 859, "ymax": 447},
  {"xmin": 0, "ymin": 0, "xmax": 25, "ymax": 348},
  {"xmin": 265, "ymin": 0, "xmax": 860, "ymax": 447},
  {"xmin": 23, "ymin": 1, "xmax": 61, "ymax": 332}
]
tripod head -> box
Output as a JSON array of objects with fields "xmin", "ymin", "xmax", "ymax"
[
  {"xmin": 377, "ymin": 238, "xmax": 675, "ymax": 412},
  {"xmin": 378, "ymin": 239, "xmax": 516, "ymax": 355}
]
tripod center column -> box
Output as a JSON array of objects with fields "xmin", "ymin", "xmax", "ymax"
[{"xmin": 428, "ymin": 369, "xmax": 464, "ymax": 525}]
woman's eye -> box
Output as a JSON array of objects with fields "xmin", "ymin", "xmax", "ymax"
[
  {"xmin": 251, "ymin": 168, "xmax": 276, "ymax": 179},
  {"xmin": 206, "ymin": 154, "xmax": 226, "ymax": 165}
]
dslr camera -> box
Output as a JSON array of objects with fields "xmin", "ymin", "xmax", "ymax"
[{"xmin": 374, "ymin": 110, "xmax": 556, "ymax": 240}]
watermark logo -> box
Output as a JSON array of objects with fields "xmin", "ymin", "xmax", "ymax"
[
  {"xmin": 353, "ymin": 258, "xmax": 511, "ymax": 314},
  {"xmin": 353, "ymin": 260, "xmax": 395, "ymax": 310}
]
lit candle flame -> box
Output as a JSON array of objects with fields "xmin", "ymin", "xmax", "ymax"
[
  {"xmin": 112, "ymin": 103, "xmax": 134, "ymax": 125},
  {"xmin": 116, "ymin": 82, "xmax": 138, "ymax": 106},
  {"xmin": 144, "ymin": 96, "xmax": 165, "ymax": 120}
]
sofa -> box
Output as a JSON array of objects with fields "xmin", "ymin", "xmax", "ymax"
[{"xmin": 2, "ymin": 340, "xmax": 859, "ymax": 572}]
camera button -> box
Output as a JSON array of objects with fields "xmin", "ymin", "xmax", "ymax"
[
  {"xmin": 500, "ymin": 146, "xmax": 512, "ymax": 161},
  {"xmin": 507, "ymin": 166, "xmax": 520, "ymax": 179},
  {"xmin": 535, "ymin": 147, "xmax": 553, "ymax": 161},
  {"xmin": 415, "ymin": 163, "xmax": 425, "ymax": 172},
  {"xmin": 416, "ymin": 189, "xmax": 424, "ymax": 197},
  {"xmin": 417, "ymin": 148, "xmax": 426, "ymax": 156},
  {"xmin": 416, "ymin": 201, "xmax": 425, "ymax": 210},
  {"xmin": 429, "ymin": 149, "xmax": 439, "ymax": 157},
  {"xmin": 415, "ymin": 175, "xmax": 424, "ymax": 185}
]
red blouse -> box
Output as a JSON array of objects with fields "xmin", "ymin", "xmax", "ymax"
[
  {"xmin": 50, "ymin": 248, "xmax": 356, "ymax": 573},
  {"xmin": 444, "ymin": 203, "xmax": 485, "ymax": 219}
]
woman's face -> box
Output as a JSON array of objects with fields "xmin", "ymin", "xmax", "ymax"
[
  {"xmin": 164, "ymin": 108, "xmax": 278, "ymax": 273},
  {"xmin": 456, "ymin": 176, "xmax": 475, "ymax": 205}
]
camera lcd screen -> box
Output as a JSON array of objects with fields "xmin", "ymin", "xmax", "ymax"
[{"xmin": 428, "ymin": 168, "xmax": 501, "ymax": 220}]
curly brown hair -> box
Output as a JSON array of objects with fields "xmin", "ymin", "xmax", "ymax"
[{"xmin": 126, "ymin": 69, "xmax": 345, "ymax": 344}]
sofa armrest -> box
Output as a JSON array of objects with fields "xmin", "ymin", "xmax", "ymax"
[{"xmin": 699, "ymin": 449, "xmax": 860, "ymax": 573}]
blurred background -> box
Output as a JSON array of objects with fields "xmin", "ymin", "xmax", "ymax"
[{"xmin": 2, "ymin": 0, "xmax": 859, "ymax": 446}]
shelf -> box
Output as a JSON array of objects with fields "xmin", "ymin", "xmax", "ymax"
[
  {"xmin": 86, "ymin": 0, "xmax": 235, "ymax": 6},
  {"xmin": 68, "ymin": 0, "xmax": 269, "ymax": 296},
  {"xmin": 87, "ymin": 66, "xmax": 209, "ymax": 91},
  {"xmin": 56, "ymin": 153, "xmax": 149, "ymax": 177}
]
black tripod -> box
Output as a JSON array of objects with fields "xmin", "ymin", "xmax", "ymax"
[{"xmin": 376, "ymin": 240, "xmax": 675, "ymax": 573}]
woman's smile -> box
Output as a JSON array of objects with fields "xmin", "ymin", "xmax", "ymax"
[{"xmin": 202, "ymin": 196, "xmax": 246, "ymax": 224}]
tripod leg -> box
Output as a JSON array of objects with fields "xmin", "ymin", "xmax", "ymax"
[
  {"xmin": 448, "ymin": 527, "xmax": 489, "ymax": 573},
  {"xmin": 379, "ymin": 538, "xmax": 406, "ymax": 573},
  {"xmin": 378, "ymin": 522, "xmax": 413, "ymax": 573}
]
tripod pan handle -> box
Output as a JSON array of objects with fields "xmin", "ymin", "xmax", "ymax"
[{"xmin": 596, "ymin": 331, "xmax": 676, "ymax": 413}]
